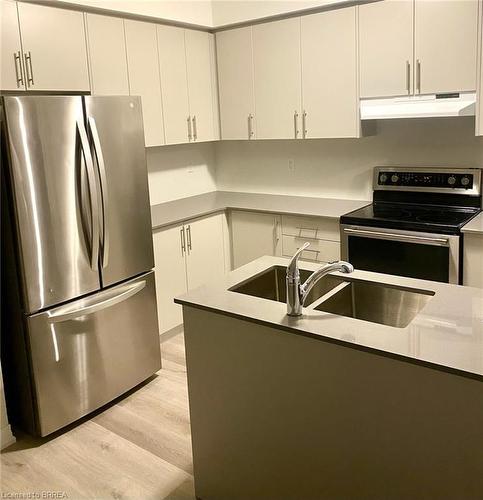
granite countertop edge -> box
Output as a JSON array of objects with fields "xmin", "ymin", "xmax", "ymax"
[{"xmin": 150, "ymin": 191, "xmax": 370, "ymax": 229}]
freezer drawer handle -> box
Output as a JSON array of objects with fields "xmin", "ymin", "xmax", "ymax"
[
  {"xmin": 88, "ymin": 116, "xmax": 109, "ymax": 268},
  {"xmin": 77, "ymin": 119, "xmax": 100, "ymax": 270},
  {"xmin": 343, "ymin": 228, "xmax": 449, "ymax": 246},
  {"xmin": 47, "ymin": 280, "xmax": 146, "ymax": 323}
]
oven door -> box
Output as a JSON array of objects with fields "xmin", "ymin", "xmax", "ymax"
[{"xmin": 340, "ymin": 225, "xmax": 460, "ymax": 284}]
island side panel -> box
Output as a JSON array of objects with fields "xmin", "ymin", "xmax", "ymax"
[{"xmin": 182, "ymin": 306, "xmax": 483, "ymax": 500}]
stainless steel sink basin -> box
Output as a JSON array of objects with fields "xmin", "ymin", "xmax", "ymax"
[
  {"xmin": 314, "ymin": 280, "xmax": 434, "ymax": 328},
  {"xmin": 230, "ymin": 265, "xmax": 343, "ymax": 306}
]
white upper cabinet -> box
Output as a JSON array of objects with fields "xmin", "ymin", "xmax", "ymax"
[
  {"xmin": 16, "ymin": 2, "xmax": 89, "ymax": 91},
  {"xmin": 301, "ymin": 7, "xmax": 359, "ymax": 138},
  {"xmin": 157, "ymin": 25, "xmax": 190, "ymax": 145},
  {"xmin": 1, "ymin": 0, "xmax": 24, "ymax": 91},
  {"xmin": 216, "ymin": 26, "xmax": 256, "ymax": 140},
  {"xmin": 414, "ymin": 0, "xmax": 479, "ymax": 94},
  {"xmin": 359, "ymin": 0, "xmax": 414, "ymax": 98},
  {"xmin": 185, "ymin": 29, "xmax": 217, "ymax": 143},
  {"xmin": 478, "ymin": 0, "xmax": 483, "ymax": 136},
  {"xmin": 124, "ymin": 20, "xmax": 165, "ymax": 147},
  {"xmin": 252, "ymin": 18, "xmax": 302, "ymax": 139},
  {"xmin": 86, "ymin": 14, "xmax": 129, "ymax": 95}
]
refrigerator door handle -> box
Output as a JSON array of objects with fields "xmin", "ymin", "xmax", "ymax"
[
  {"xmin": 88, "ymin": 116, "xmax": 109, "ymax": 268},
  {"xmin": 77, "ymin": 119, "xmax": 100, "ymax": 271},
  {"xmin": 47, "ymin": 280, "xmax": 146, "ymax": 323}
]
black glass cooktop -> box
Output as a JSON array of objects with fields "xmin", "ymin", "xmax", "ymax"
[{"xmin": 341, "ymin": 203, "xmax": 481, "ymax": 234}]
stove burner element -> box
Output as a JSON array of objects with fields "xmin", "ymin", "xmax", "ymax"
[
  {"xmin": 415, "ymin": 213, "xmax": 463, "ymax": 224},
  {"xmin": 373, "ymin": 207, "xmax": 411, "ymax": 219}
]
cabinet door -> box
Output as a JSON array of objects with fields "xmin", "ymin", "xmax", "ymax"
[
  {"xmin": 153, "ymin": 225, "xmax": 188, "ymax": 334},
  {"xmin": 415, "ymin": 0, "xmax": 478, "ymax": 94},
  {"xmin": 231, "ymin": 211, "xmax": 282, "ymax": 269},
  {"xmin": 185, "ymin": 215, "xmax": 226, "ymax": 290},
  {"xmin": 17, "ymin": 2, "xmax": 89, "ymax": 91},
  {"xmin": 359, "ymin": 0, "xmax": 414, "ymax": 98},
  {"xmin": 124, "ymin": 20, "xmax": 165, "ymax": 147},
  {"xmin": 157, "ymin": 25, "xmax": 190, "ymax": 145},
  {"xmin": 216, "ymin": 27, "xmax": 256, "ymax": 140},
  {"xmin": 301, "ymin": 7, "xmax": 359, "ymax": 138},
  {"xmin": 86, "ymin": 14, "xmax": 129, "ymax": 95},
  {"xmin": 478, "ymin": 0, "xmax": 483, "ymax": 136},
  {"xmin": 463, "ymin": 234, "xmax": 483, "ymax": 287},
  {"xmin": 185, "ymin": 30, "xmax": 216, "ymax": 143},
  {"xmin": 253, "ymin": 18, "xmax": 302, "ymax": 139},
  {"xmin": 1, "ymin": 0, "xmax": 25, "ymax": 91}
]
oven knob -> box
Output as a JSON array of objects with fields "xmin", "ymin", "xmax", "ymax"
[
  {"xmin": 461, "ymin": 176, "xmax": 470, "ymax": 187},
  {"xmin": 391, "ymin": 174, "xmax": 399, "ymax": 183},
  {"xmin": 379, "ymin": 173, "xmax": 388, "ymax": 183},
  {"xmin": 448, "ymin": 176, "xmax": 456, "ymax": 186}
]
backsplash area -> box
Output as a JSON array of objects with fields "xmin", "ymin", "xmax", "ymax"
[
  {"xmin": 146, "ymin": 118, "xmax": 483, "ymax": 205},
  {"xmin": 215, "ymin": 117, "xmax": 483, "ymax": 201}
]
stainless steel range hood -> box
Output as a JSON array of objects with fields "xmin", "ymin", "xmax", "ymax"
[{"xmin": 360, "ymin": 92, "xmax": 476, "ymax": 120}]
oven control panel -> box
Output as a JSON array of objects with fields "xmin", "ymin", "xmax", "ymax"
[{"xmin": 374, "ymin": 168, "xmax": 481, "ymax": 195}]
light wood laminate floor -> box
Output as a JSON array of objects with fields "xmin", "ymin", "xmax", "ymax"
[{"xmin": 1, "ymin": 333, "xmax": 196, "ymax": 500}]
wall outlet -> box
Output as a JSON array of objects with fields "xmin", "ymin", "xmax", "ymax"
[
  {"xmin": 288, "ymin": 159, "xmax": 295, "ymax": 173},
  {"xmin": 187, "ymin": 167, "xmax": 194, "ymax": 174}
]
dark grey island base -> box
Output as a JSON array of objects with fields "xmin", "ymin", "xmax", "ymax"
[
  {"xmin": 183, "ymin": 306, "xmax": 483, "ymax": 500},
  {"xmin": 177, "ymin": 257, "xmax": 483, "ymax": 500}
]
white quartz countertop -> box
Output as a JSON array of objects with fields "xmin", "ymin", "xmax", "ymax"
[
  {"xmin": 151, "ymin": 191, "xmax": 369, "ymax": 229},
  {"xmin": 175, "ymin": 256, "xmax": 483, "ymax": 380},
  {"xmin": 462, "ymin": 212, "xmax": 483, "ymax": 235}
]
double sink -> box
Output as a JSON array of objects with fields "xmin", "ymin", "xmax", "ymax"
[{"xmin": 230, "ymin": 265, "xmax": 434, "ymax": 328}]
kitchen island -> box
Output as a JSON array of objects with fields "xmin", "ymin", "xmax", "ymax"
[{"xmin": 175, "ymin": 256, "xmax": 483, "ymax": 500}]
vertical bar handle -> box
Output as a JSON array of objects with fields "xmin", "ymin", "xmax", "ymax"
[
  {"xmin": 416, "ymin": 59, "xmax": 421, "ymax": 94},
  {"xmin": 77, "ymin": 119, "xmax": 100, "ymax": 270},
  {"xmin": 302, "ymin": 111, "xmax": 307, "ymax": 139},
  {"xmin": 294, "ymin": 111, "xmax": 299, "ymax": 138},
  {"xmin": 180, "ymin": 227, "xmax": 186, "ymax": 255},
  {"xmin": 187, "ymin": 116, "xmax": 192, "ymax": 141},
  {"xmin": 24, "ymin": 51, "xmax": 34, "ymax": 86},
  {"xmin": 186, "ymin": 225, "xmax": 192, "ymax": 252},
  {"xmin": 406, "ymin": 60, "xmax": 411, "ymax": 95},
  {"xmin": 14, "ymin": 51, "xmax": 24, "ymax": 87},
  {"xmin": 248, "ymin": 114, "xmax": 254, "ymax": 139},
  {"xmin": 88, "ymin": 116, "xmax": 109, "ymax": 268},
  {"xmin": 192, "ymin": 116, "xmax": 197, "ymax": 141}
]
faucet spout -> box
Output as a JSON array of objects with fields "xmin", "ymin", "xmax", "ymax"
[{"xmin": 286, "ymin": 242, "xmax": 354, "ymax": 317}]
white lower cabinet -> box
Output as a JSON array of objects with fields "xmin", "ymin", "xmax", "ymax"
[
  {"xmin": 230, "ymin": 211, "xmax": 282, "ymax": 269},
  {"xmin": 153, "ymin": 213, "xmax": 226, "ymax": 334},
  {"xmin": 281, "ymin": 215, "xmax": 341, "ymax": 263},
  {"xmin": 463, "ymin": 234, "xmax": 483, "ymax": 288}
]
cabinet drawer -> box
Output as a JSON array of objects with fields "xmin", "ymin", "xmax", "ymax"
[
  {"xmin": 281, "ymin": 215, "xmax": 340, "ymax": 241},
  {"xmin": 282, "ymin": 235, "xmax": 340, "ymax": 263}
]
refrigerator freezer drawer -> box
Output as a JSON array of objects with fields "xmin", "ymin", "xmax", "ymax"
[{"xmin": 27, "ymin": 271, "xmax": 161, "ymax": 436}]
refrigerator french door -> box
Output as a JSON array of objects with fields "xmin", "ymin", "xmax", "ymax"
[{"xmin": 1, "ymin": 95, "xmax": 160, "ymax": 436}]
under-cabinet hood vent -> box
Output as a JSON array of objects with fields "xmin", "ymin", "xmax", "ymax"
[{"xmin": 360, "ymin": 92, "xmax": 476, "ymax": 120}]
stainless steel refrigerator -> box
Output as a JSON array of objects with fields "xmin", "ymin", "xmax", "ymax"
[{"xmin": 1, "ymin": 95, "xmax": 161, "ymax": 436}]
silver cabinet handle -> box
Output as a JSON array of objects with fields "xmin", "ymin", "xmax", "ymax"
[
  {"xmin": 48, "ymin": 280, "xmax": 146, "ymax": 323},
  {"xmin": 186, "ymin": 224, "xmax": 192, "ymax": 252},
  {"xmin": 187, "ymin": 116, "xmax": 192, "ymax": 141},
  {"xmin": 273, "ymin": 218, "xmax": 280, "ymax": 246},
  {"xmin": 88, "ymin": 116, "xmax": 109, "ymax": 268},
  {"xmin": 24, "ymin": 51, "xmax": 34, "ymax": 86},
  {"xmin": 14, "ymin": 51, "xmax": 24, "ymax": 87},
  {"xmin": 416, "ymin": 59, "xmax": 421, "ymax": 94},
  {"xmin": 302, "ymin": 110, "xmax": 307, "ymax": 139},
  {"xmin": 248, "ymin": 114, "xmax": 254, "ymax": 139},
  {"xmin": 180, "ymin": 227, "xmax": 186, "ymax": 255},
  {"xmin": 343, "ymin": 228, "xmax": 448, "ymax": 246},
  {"xmin": 406, "ymin": 60, "xmax": 411, "ymax": 95},
  {"xmin": 77, "ymin": 119, "xmax": 100, "ymax": 270},
  {"xmin": 294, "ymin": 111, "xmax": 299, "ymax": 138},
  {"xmin": 192, "ymin": 116, "xmax": 197, "ymax": 141}
]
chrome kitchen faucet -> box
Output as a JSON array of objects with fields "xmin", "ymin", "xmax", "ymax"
[{"xmin": 286, "ymin": 242, "xmax": 354, "ymax": 316}]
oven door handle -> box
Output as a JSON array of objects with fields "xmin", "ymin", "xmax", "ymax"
[{"xmin": 343, "ymin": 228, "xmax": 450, "ymax": 246}]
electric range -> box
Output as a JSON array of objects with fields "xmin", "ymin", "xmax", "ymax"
[{"xmin": 340, "ymin": 167, "xmax": 482, "ymax": 284}]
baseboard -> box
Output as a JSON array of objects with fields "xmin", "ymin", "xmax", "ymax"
[
  {"xmin": 159, "ymin": 324, "xmax": 183, "ymax": 343},
  {"xmin": 1, "ymin": 424, "xmax": 15, "ymax": 450}
]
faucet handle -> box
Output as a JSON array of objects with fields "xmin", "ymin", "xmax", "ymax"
[{"xmin": 287, "ymin": 242, "xmax": 310, "ymax": 280}]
